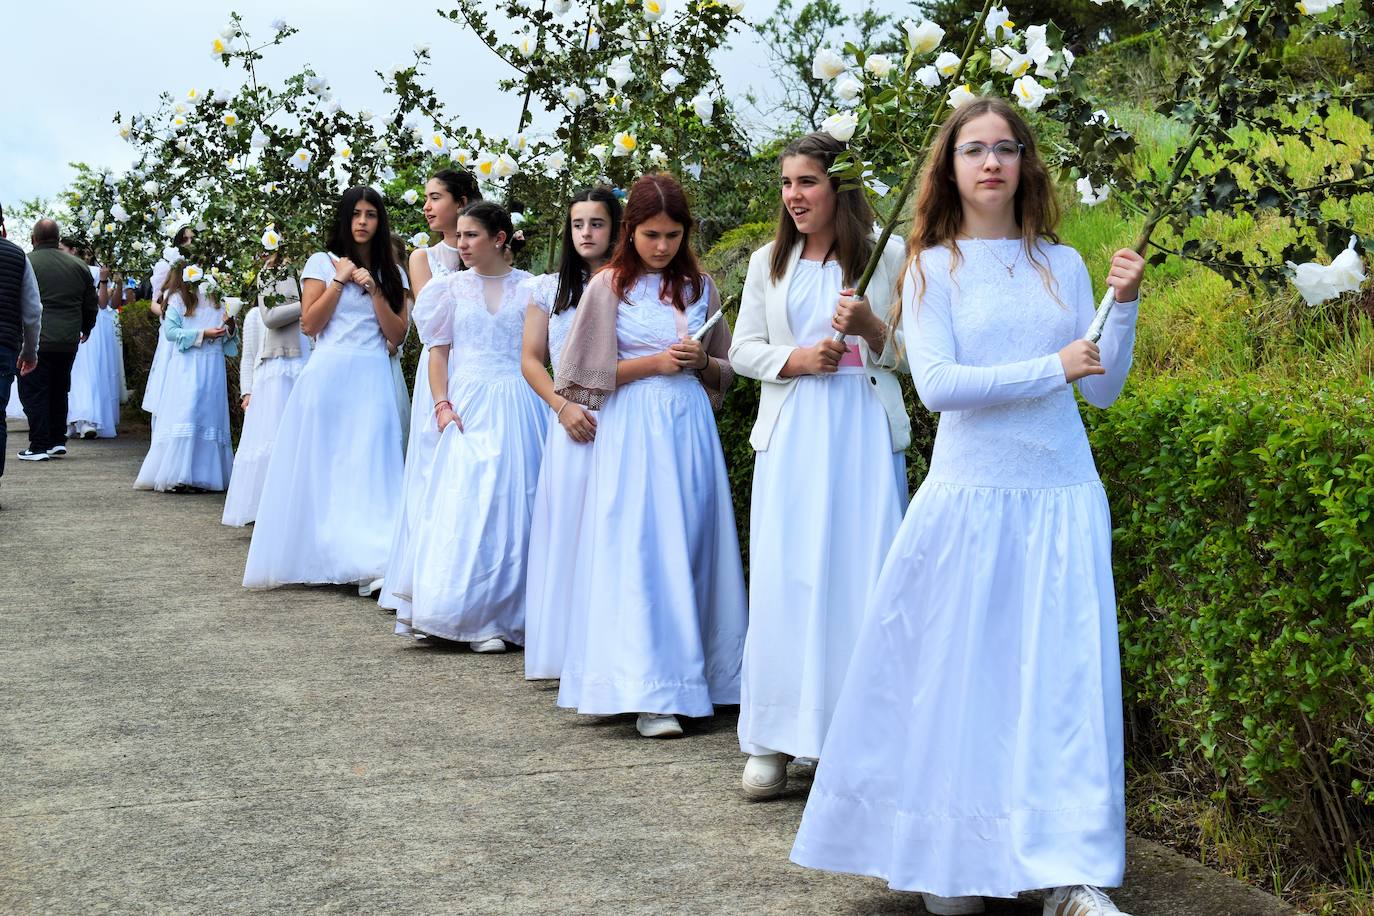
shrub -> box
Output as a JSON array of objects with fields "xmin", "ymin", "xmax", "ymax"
[{"xmin": 1087, "ymin": 375, "xmax": 1374, "ymax": 872}]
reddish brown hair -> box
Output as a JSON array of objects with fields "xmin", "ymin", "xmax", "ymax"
[{"xmin": 605, "ymin": 173, "xmax": 702, "ymax": 311}]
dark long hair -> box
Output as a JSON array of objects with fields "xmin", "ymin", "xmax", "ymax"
[
  {"xmin": 605, "ymin": 173, "xmax": 702, "ymax": 311},
  {"xmin": 432, "ymin": 168, "xmax": 481, "ymax": 208},
  {"xmin": 894, "ymin": 96, "xmax": 1061, "ymax": 330},
  {"xmin": 459, "ymin": 200, "xmax": 520, "ymax": 255},
  {"xmin": 553, "ymin": 186, "xmax": 622, "ymax": 314},
  {"xmin": 770, "ymin": 132, "xmax": 875, "ymax": 286},
  {"xmin": 172, "ymin": 225, "xmax": 194, "ymax": 249},
  {"xmin": 326, "ymin": 186, "xmax": 405, "ymax": 314}
]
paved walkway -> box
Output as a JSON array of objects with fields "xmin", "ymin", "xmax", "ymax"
[{"xmin": 0, "ymin": 431, "xmax": 1298, "ymax": 914}]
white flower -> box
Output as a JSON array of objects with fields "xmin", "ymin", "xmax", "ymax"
[
  {"xmin": 118, "ymin": 118, "xmax": 133, "ymax": 140},
  {"xmin": 171, "ymin": 115, "xmax": 189, "ymax": 131},
  {"xmin": 250, "ymin": 127, "xmax": 268, "ymax": 149},
  {"xmin": 1025, "ymin": 25, "xmax": 1048, "ymax": 49},
  {"xmin": 182, "ymin": 264, "xmax": 204, "ymax": 284},
  {"xmin": 103, "ymin": 223, "xmax": 115, "ymax": 235},
  {"xmin": 402, "ymin": 189, "xmax": 420, "ymax": 206},
  {"xmin": 336, "ymin": 144, "xmax": 352, "ymax": 160},
  {"xmin": 904, "ymin": 19, "xmax": 945, "ymax": 55},
  {"xmin": 511, "ymin": 211, "xmax": 527, "ymax": 227},
  {"xmin": 271, "ymin": 17, "xmax": 288, "ymax": 31},
  {"xmin": 915, "ymin": 65, "xmax": 941, "ymax": 88},
  {"xmin": 661, "ymin": 67, "xmax": 686, "ymax": 91},
  {"xmin": 261, "ymin": 181, "xmax": 279, "ymax": 194},
  {"xmin": 690, "ymin": 93, "xmax": 715, "ymax": 122},
  {"xmin": 607, "ymin": 57, "xmax": 634, "ymax": 88},
  {"xmin": 306, "ymin": 76, "xmax": 329, "ymax": 95},
  {"xmin": 510, "ymin": 133, "xmax": 528, "ymax": 154},
  {"xmin": 643, "ymin": 0, "xmax": 665, "ymax": 22},
  {"xmin": 1076, "ymin": 176, "xmax": 1110, "ymax": 206},
  {"xmin": 414, "ymin": 42, "xmax": 430, "ymax": 54},
  {"xmin": 185, "ymin": 87, "xmax": 201, "ymax": 105},
  {"xmin": 835, "ymin": 76, "xmax": 863, "ymax": 102},
  {"xmin": 452, "ymin": 148, "xmax": 474, "ymax": 166},
  {"xmin": 726, "ymin": 0, "xmax": 746, "ymax": 12},
  {"xmin": 222, "ymin": 297, "xmax": 244, "ymax": 319},
  {"xmin": 1297, "ymin": 0, "xmax": 1343, "ymax": 14},
  {"xmin": 1011, "ymin": 74, "xmax": 1050, "ymax": 110},
  {"xmin": 543, "ymin": 150, "xmax": 568, "ymax": 175},
  {"xmin": 585, "ymin": 25, "xmax": 601, "ymax": 51},
  {"xmin": 142, "ymin": 180, "xmax": 158, "ymax": 195},
  {"xmin": 409, "ymin": 231, "xmax": 431, "ymax": 248},
  {"xmin": 516, "ymin": 33, "xmax": 537, "ymax": 57},
  {"xmin": 218, "ymin": 22, "xmax": 237, "ymax": 39},
  {"xmin": 934, "ymin": 51, "xmax": 961, "ymax": 77},
  {"xmin": 174, "ymin": 102, "xmax": 188, "ymax": 115},
  {"xmin": 359, "ymin": 108, "xmax": 374, "ymax": 122},
  {"xmin": 476, "ymin": 152, "xmax": 498, "ymax": 178},
  {"xmin": 176, "ymin": 139, "xmax": 189, "ymax": 152},
  {"xmin": 1288, "ymin": 237, "xmax": 1367, "ymax": 305},
  {"xmin": 612, "ymin": 131, "xmax": 638, "ymax": 157},
  {"xmin": 947, "ymin": 83, "xmax": 977, "ymax": 108},
  {"xmin": 111, "ymin": 204, "xmax": 130, "ymax": 223},
  {"xmin": 589, "ymin": 144, "xmax": 610, "ymax": 166},
  {"xmin": 985, "ymin": 6, "xmax": 1015, "ymax": 41},
  {"xmin": 289, "ymin": 148, "xmax": 313, "ymax": 171},
  {"xmin": 426, "ymin": 132, "xmax": 447, "ymax": 153},
  {"xmin": 992, "ymin": 46, "xmax": 1033, "ymax": 77},
  {"xmin": 222, "ymin": 111, "xmax": 239, "ymax": 128},
  {"xmin": 163, "ymin": 247, "xmax": 181, "ymax": 262},
  {"xmin": 820, "ymin": 111, "xmax": 859, "ymax": 142},
  {"xmin": 684, "ymin": 162, "xmax": 703, "ymax": 180},
  {"xmin": 493, "ymin": 153, "xmax": 519, "ymax": 178},
  {"xmin": 812, "ymin": 47, "xmax": 846, "ymax": 82},
  {"xmin": 564, "ymin": 85, "xmax": 588, "ymax": 107},
  {"xmin": 551, "ymin": 0, "xmax": 572, "ymax": 13},
  {"xmin": 211, "ymin": 36, "xmax": 232, "ymax": 57},
  {"xmin": 646, "ymin": 144, "xmax": 669, "ymax": 168},
  {"xmin": 865, "ymin": 54, "xmax": 894, "ymax": 78}
]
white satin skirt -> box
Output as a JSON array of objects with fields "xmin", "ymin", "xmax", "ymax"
[
  {"xmin": 221, "ymin": 350, "xmax": 309, "ymax": 527},
  {"xmin": 133, "ymin": 341, "xmax": 232, "ymax": 491}
]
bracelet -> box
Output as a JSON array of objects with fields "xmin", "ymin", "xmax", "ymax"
[
  {"xmin": 554, "ymin": 398, "xmax": 571, "ymax": 420},
  {"xmin": 331, "ymin": 278, "xmax": 345, "ymax": 288},
  {"xmin": 433, "ymin": 400, "xmax": 453, "ymax": 414}
]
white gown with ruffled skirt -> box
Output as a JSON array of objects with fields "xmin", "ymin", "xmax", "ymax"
[
  {"xmin": 67, "ymin": 267, "xmax": 121, "ymax": 438},
  {"xmin": 557, "ymin": 274, "xmax": 748, "ymax": 717},
  {"xmin": 522, "ymin": 273, "xmax": 597, "ymax": 679},
  {"xmin": 390, "ymin": 267, "xmax": 547, "ymax": 643},
  {"xmin": 142, "ymin": 259, "xmax": 175, "ymax": 417},
  {"xmin": 242, "ymin": 253, "xmax": 407, "ymax": 589},
  {"xmin": 790, "ymin": 240, "xmax": 1139, "ymax": 899}
]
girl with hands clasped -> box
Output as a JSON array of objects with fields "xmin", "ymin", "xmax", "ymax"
[
  {"xmin": 519, "ymin": 186, "xmax": 622, "ymax": 679},
  {"xmin": 729, "ymin": 132, "xmax": 912, "ymax": 800},
  {"xmin": 380, "ymin": 168, "xmax": 479, "ymax": 626},
  {"xmin": 134, "ymin": 262, "xmax": 238, "ymax": 492},
  {"xmin": 243, "ymin": 187, "xmax": 410, "ymax": 593},
  {"xmin": 388, "ymin": 202, "xmax": 546, "ymax": 653},
  {"xmin": 790, "ymin": 98, "xmax": 1144, "ymax": 916},
  {"xmin": 553, "ymin": 174, "xmax": 747, "ymax": 740}
]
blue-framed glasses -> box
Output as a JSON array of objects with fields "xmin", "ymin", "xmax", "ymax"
[{"xmin": 954, "ymin": 140, "xmax": 1024, "ymax": 164}]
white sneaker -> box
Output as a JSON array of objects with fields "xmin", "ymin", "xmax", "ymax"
[
  {"xmin": 742, "ymin": 753, "xmax": 789, "ymax": 799},
  {"xmin": 357, "ymin": 577, "xmax": 383, "ymax": 597},
  {"xmin": 636, "ymin": 713, "xmax": 683, "ymax": 738},
  {"xmin": 469, "ymin": 637, "xmax": 506, "ymax": 653},
  {"xmin": 922, "ymin": 894, "xmax": 985, "ymax": 915},
  {"xmin": 1043, "ymin": 885, "xmax": 1131, "ymax": 916}
]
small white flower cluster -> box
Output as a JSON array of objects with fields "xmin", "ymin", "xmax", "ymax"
[{"xmin": 1288, "ymin": 238, "xmax": 1367, "ymax": 306}]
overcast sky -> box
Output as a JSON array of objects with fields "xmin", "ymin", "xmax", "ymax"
[{"xmin": 1, "ymin": 0, "xmax": 911, "ymax": 212}]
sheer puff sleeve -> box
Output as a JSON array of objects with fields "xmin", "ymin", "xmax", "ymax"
[
  {"xmin": 522, "ymin": 273, "xmax": 559, "ymax": 314},
  {"xmin": 411, "ymin": 273, "xmax": 456, "ymax": 346}
]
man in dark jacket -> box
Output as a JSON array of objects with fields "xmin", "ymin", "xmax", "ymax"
[
  {"xmin": 17, "ymin": 219, "xmax": 96, "ymax": 461},
  {"xmin": 0, "ymin": 204, "xmax": 43, "ymax": 497}
]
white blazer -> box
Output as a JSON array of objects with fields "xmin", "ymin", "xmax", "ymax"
[{"xmin": 729, "ymin": 236, "xmax": 911, "ymax": 452}]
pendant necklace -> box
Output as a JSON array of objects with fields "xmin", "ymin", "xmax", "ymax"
[{"xmin": 982, "ymin": 240, "xmax": 1020, "ymax": 277}]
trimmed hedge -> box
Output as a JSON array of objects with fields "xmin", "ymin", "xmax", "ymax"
[{"xmin": 1087, "ymin": 376, "xmax": 1374, "ymax": 869}]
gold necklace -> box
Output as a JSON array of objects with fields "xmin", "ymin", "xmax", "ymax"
[{"xmin": 980, "ymin": 240, "xmax": 1020, "ymax": 277}]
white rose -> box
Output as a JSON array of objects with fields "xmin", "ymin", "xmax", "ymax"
[
  {"xmin": 163, "ymin": 247, "xmax": 181, "ymax": 262},
  {"xmin": 476, "ymin": 152, "xmax": 497, "ymax": 178},
  {"xmin": 835, "ymin": 76, "xmax": 863, "ymax": 102},
  {"xmin": 564, "ymin": 85, "xmax": 588, "ymax": 107},
  {"xmin": 211, "ymin": 36, "xmax": 232, "ymax": 57},
  {"xmin": 250, "ymin": 127, "xmax": 268, "ymax": 149},
  {"xmin": 904, "ymin": 19, "xmax": 945, "ymax": 55},
  {"xmin": 647, "ymin": 144, "xmax": 669, "ymax": 168},
  {"xmin": 1025, "ymin": 25, "xmax": 1048, "ymax": 48},
  {"xmin": 142, "ymin": 180, "xmax": 158, "ymax": 195},
  {"xmin": 812, "ymin": 47, "xmax": 846, "ymax": 82},
  {"xmin": 516, "ymin": 34, "xmax": 537, "ymax": 57},
  {"xmin": 493, "ymin": 153, "xmax": 519, "ymax": 178},
  {"xmin": 544, "ymin": 151, "xmax": 569, "ymax": 175},
  {"xmin": 185, "ymin": 88, "xmax": 201, "ymax": 105},
  {"xmin": 1297, "ymin": 0, "xmax": 1343, "ymax": 13},
  {"xmin": 589, "ymin": 144, "xmax": 610, "ymax": 166},
  {"xmin": 935, "ymin": 51, "xmax": 961, "ymax": 77},
  {"xmin": 1287, "ymin": 237, "xmax": 1367, "ymax": 305},
  {"xmin": 427, "ymin": 133, "xmax": 447, "ymax": 153},
  {"xmin": 947, "ymin": 83, "xmax": 977, "ymax": 109},
  {"xmin": 865, "ymin": 54, "xmax": 893, "ymax": 78},
  {"xmin": 222, "ymin": 111, "xmax": 239, "ymax": 128},
  {"xmin": 661, "ymin": 67, "xmax": 686, "ymax": 92},
  {"xmin": 643, "ymin": 0, "xmax": 665, "ymax": 22},
  {"xmin": 289, "ymin": 148, "xmax": 313, "ymax": 171},
  {"xmin": 414, "ymin": 42, "xmax": 430, "ymax": 54},
  {"xmin": 111, "ymin": 204, "xmax": 130, "ymax": 223},
  {"xmin": 690, "ymin": 93, "xmax": 715, "ymax": 122},
  {"xmin": 1011, "ymin": 74, "xmax": 1050, "ymax": 111},
  {"xmin": 820, "ymin": 111, "xmax": 859, "ymax": 142},
  {"xmin": 915, "ymin": 65, "xmax": 941, "ymax": 88},
  {"xmin": 403, "ymin": 189, "xmax": 420, "ymax": 205},
  {"xmin": 551, "ymin": 0, "xmax": 572, "ymax": 13},
  {"xmin": 607, "ymin": 57, "xmax": 634, "ymax": 88},
  {"xmin": 1076, "ymin": 177, "xmax": 1110, "ymax": 206},
  {"xmin": 612, "ymin": 131, "xmax": 637, "ymax": 157},
  {"xmin": 222, "ymin": 297, "xmax": 244, "ymax": 319},
  {"xmin": 585, "ymin": 26, "xmax": 601, "ymax": 51},
  {"xmin": 726, "ymin": 0, "xmax": 746, "ymax": 12},
  {"xmin": 985, "ymin": 6, "xmax": 1015, "ymax": 41},
  {"xmin": 182, "ymin": 264, "xmax": 204, "ymax": 283},
  {"xmin": 992, "ymin": 46, "xmax": 1033, "ymax": 78},
  {"xmin": 452, "ymin": 148, "xmax": 474, "ymax": 166},
  {"xmin": 271, "ymin": 17, "xmax": 288, "ymax": 31},
  {"xmin": 409, "ymin": 232, "xmax": 431, "ymax": 248}
]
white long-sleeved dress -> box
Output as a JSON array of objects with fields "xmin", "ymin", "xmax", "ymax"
[
  {"xmin": 142, "ymin": 258, "xmax": 175, "ymax": 417},
  {"xmin": 557, "ymin": 274, "xmax": 748, "ymax": 717},
  {"xmin": 790, "ymin": 240, "xmax": 1139, "ymax": 898},
  {"xmin": 390, "ymin": 267, "xmax": 547, "ymax": 643},
  {"xmin": 67, "ymin": 265, "xmax": 121, "ymax": 438}
]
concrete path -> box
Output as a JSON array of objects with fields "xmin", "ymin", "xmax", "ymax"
[{"xmin": 0, "ymin": 432, "xmax": 1298, "ymax": 915}]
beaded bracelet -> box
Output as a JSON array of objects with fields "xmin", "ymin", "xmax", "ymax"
[{"xmin": 433, "ymin": 399, "xmax": 453, "ymax": 415}]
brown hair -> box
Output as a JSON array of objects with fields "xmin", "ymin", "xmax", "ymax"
[
  {"xmin": 770, "ymin": 132, "xmax": 875, "ymax": 286},
  {"xmin": 162, "ymin": 260, "xmax": 201, "ymax": 316},
  {"xmin": 605, "ymin": 173, "xmax": 703, "ymax": 311},
  {"xmin": 893, "ymin": 96, "xmax": 1061, "ymax": 331}
]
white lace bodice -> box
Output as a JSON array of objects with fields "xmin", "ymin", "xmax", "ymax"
[
  {"xmin": 903, "ymin": 240, "xmax": 1139, "ymax": 489},
  {"xmin": 412, "ymin": 267, "xmax": 533, "ymax": 383},
  {"xmin": 302, "ymin": 251, "xmax": 409, "ymax": 352},
  {"xmin": 524, "ymin": 273, "xmax": 578, "ymax": 372},
  {"xmin": 424, "ymin": 241, "xmax": 462, "ymax": 279},
  {"xmin": 616, "ymin": 274, "xmax": 713, "ymax": 358}
]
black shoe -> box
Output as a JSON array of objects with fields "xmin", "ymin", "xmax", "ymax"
[
  {"xmin": 46, "ymin": 444, "xmax": 68, "ymax": 457},
  {"xmin": 17, "ymin": 449, "xmax": 49, "ymax": 461}
]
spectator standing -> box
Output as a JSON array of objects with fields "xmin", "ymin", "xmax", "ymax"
[{"xmin": 0, "ymin": 204, "xmax": 43, "ymax": 503}]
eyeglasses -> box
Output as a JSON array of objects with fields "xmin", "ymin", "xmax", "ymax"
[{"xmin": 954, "ymin": 140, "xmax": 1024, "ymax": 165}]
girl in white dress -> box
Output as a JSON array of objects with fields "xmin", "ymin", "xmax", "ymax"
[
  {"xmin": 67, "ymin": 255, "xmax": 121, "ymax": 439},
  {"xmin": 789, "ymin": 98, "xmax": 1146, "ymax": 916},
  {"xmin": 730, "ymin": 132, "xmax": 911, "ymax": 798},
  {"xmin": 389, "ymin": 202, "xmax": 545, "ymax": 650},
  {"xmin": 381, "ymin": 169, "xmax": 478, "ymax": 627},
  {"xmin": 134, "ymin": 263, "xmax": 237, "ymax": 492},
  {"xmin": 221, "ymin": 260, "xmax": 312, "ymax": 527},
  {"xmin": 243, "ymin": 188, "xmax": 410, "ymax": 592},
  {"xmin": 143, "ymin": 227, "xmax": 194, "ymax": 419},
  {"xmin": 554, "ymin": 173, "xmax": 747, "ymax": 739},
  {"xmin": 520, "ymin": 186, "xmax": 622, "ymax": 679}
]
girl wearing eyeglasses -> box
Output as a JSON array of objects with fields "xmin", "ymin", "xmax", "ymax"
[{"xmin": 790, "ymin": 98, "xmax": 1146, "ymax": 916}]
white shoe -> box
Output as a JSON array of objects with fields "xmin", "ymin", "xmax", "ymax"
[
  {"xmin": 357, "ymin": 577, "xmax": 383, "ymax": 597},
  {"xmin": 1043, "ymin": 886, "xmax": 1130, "ymax": 916},
  {"xmin": 922, "ymin": 894, "xmax": 985, "ymax": 915},
  {"xmin": 635, "ymin": 713, "xmax": 683, "ymax": 738},
  {"xmin": 742, "ymin": 753, "xmax": 789, "ymax": 799},
  {"xmin": 469, "ymin": 637, "xmax": 506, "ymax": 653}
]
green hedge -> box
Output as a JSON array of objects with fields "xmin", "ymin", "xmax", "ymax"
[
  {"xmin": 1087, "ymin": 376, "xmax": 1374, "ymax": 869},
  {"xmin": 119, "ymin": 298, "xmax": 245, "ymax": 436}
]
